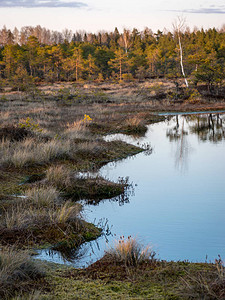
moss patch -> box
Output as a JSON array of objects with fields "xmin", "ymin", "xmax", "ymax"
[{"xmin": 36, "ymin": 258, "xmax": 218, "ymax": 300}]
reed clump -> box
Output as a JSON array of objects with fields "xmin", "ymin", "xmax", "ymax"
[
  {"xmin": 63, "ymin": 119, "xmax": 91, "ymax": 140},
  {"xmin": 106, "ymin": 236, "xmax": 156, "ymax": 267}
]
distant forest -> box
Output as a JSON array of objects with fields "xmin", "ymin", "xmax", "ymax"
[{"xmin": 0, "ymin": 25, "xmax": 224, "ymax": 91}]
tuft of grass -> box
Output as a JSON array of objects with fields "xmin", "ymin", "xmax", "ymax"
[
  {"xmin": 52, "ymin": 201, "xmax": 81, "ymax": 224},
  {"xmin": 123, "ymin": 116, "xmax": 147, "ymax": 134},
  {"xmin": 0, "ymin": 248, "xmax": 44, "ymax": 299},
  {"xmin": 46, "ymin": 165, "xmax": 72, "ymax": 190},
  {"xmin": 64, "ymin": 175, "xmax": 128, "ymax": 201},
  {"xmin": 25, "ymin": 186, "xmax": 60, "ymax": 208},
  {"xmin": 64, "ymin": 120, "xmax": 90, "ymax": 140},
  {"xmin": 106, "ymin": 236, "xmax": 156, "ymax": 267}
]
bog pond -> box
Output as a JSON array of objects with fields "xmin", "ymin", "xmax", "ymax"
[{"xmin": 36, "ymin": 112, "xmax": 225, "ymax": 267}]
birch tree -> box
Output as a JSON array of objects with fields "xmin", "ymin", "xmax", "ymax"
[
  {"xmin": 118, "ymin": 29, "xmax": 132, "ymax": 54},
  {"xmin": 173, "ymin": 17, "xmax": 189, "ymax": 87}
]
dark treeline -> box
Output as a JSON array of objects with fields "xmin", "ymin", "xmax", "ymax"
[{"xmin": 0, "ymin": 25, "xmax": 225, "ymax": 91}]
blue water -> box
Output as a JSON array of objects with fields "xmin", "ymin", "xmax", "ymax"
[{"xmin": 36, "ymin": 113, "xmax": 225, "ymax": 267}]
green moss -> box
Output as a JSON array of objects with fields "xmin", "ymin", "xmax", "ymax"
[{"xmin": 34, "ymin": 260, "xmax": 217, "ymax": 299}]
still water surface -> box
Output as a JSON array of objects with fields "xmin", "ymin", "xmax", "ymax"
[{"xmin": 36, "ymin": 113, "xmax": 225, "ymax": 267}]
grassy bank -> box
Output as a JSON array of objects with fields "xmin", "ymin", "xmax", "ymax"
[{"xmin": 15, "ymin": 238, "xmax": 225, "ymax": 299}]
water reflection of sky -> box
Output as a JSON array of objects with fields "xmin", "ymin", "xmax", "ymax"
[{"xmin": 36, "ymin": 113, "xmax": 225, "ymax": 267}]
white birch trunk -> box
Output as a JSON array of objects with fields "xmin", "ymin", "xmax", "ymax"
[{"xmin": 178, "ymin": 33, "xmax": 189, "ymax": 88}]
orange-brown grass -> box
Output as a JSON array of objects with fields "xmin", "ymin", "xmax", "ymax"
[
  {"xmin": 63, "ymin": 119, "xmax": 91, "ymax": 140},
  {"xmin": 106, "ymin": 236, "xmax": 156, "ymax": 267},
  {"xmin": 123, "ymin": 116, "xmax": 147, "ymax": 134}
]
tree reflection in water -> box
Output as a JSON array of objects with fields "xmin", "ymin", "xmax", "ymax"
[
  {"xmin": 166, "ymin": 115, "xmax": 189, "ymax": 172},
  {"xmin": 166, "ymin": 113, "xmax": 225, "ymax": 172},
  {"xmin": 189, "ymin": 113, "xmax": 225, "ymax": 143}
]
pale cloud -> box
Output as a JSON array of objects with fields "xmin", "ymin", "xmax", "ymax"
[
  {"xmin": 182, "ymin": 7, "xmax": 225, "ymax": 14},
  {"xmin": 165, "ymin": 2, "xmax": 225, "ymax": 14},
  {"xmin": 0, "ymin": 0, "xmax": 88, "ymax": 8}
]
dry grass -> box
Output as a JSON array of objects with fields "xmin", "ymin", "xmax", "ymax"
[
  {"xmin": 25, "ymin": 186, "xmax": 60, "ymax": 208},
  {"xmin": 2, "ymin": 204, "xmax": 50, "ymax": 230},
  {"xmin": 52, "ymin": 201, "xmax": 81, "ymax": 224},
  {"xmin": 106, "ymin": 236, "xmax": 156, "ymax": 267},
  {"xmin": 1, "ymin": 192, "xmax": 81, "ymax": 231},
  {"xmin": 0, "ymin": 248, "xmax": 44, "ymax": 299},
  {"xmin": 0, "ymin": 111, "xmax": 10, "ymax": 121},
  {"xmin": 0, "ymin": 137, "xmax": 72, "ymax": 167},
  {"xmin": 182, "ymin": 257, "xmax": 225, "ymax": 299},
  {"xmin": 75, "ymin": 140, "xmax": 106, "ymax": 158},
  {"xmin": 125, "ymin": 116, "xmax": 144, "ymax": 127},
  {"xmin": 63, "ymin": 120, "xmax": 90, "ymax": 140},
  {"xmin": 46, "ymin": 165, "xmax": 72, "ymax": 190},
  {"xmin": 123, "ymin": 116, "xmax": 147, "ymax": 134}
]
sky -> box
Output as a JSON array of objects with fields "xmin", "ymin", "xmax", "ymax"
[{"xmin": 0, "ymin": 0, "xmax": 224, "ymax": 33}]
